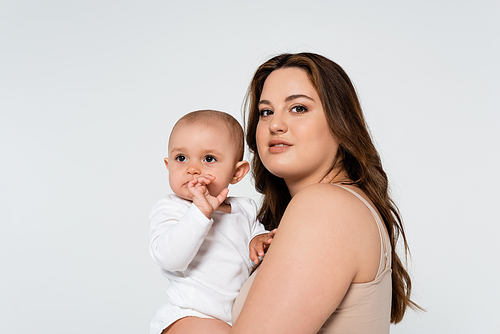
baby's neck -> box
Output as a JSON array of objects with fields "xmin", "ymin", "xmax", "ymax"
[{"xmin": 216, "ymin": 201, "xmax": 231, "ymax": 214}]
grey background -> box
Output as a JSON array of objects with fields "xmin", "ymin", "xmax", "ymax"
[{"xmin": 1, "ymin": 1, "xmax": 498, "ymax": 333}]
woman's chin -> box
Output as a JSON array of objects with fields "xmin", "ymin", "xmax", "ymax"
[{"xmin": 267, "ymin": 168, "xmax": 293, "ymax": 181}]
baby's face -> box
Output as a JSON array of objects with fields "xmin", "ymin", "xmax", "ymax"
[{"xmin": 166, "ymin": 122, "xmax": 241, "ymax": 201}]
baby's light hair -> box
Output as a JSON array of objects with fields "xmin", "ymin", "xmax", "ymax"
[{"xmin": 170, "ymin": 110, "xmax": 245, "ymax": 161}]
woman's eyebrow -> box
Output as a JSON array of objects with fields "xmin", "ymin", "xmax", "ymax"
[
  {"xmin": 258, "ymin": 99, "xmax": 271, "ymax": 107},
  {"xmin": 258, "ymin": 94, "xmax": 315, "ymax": 107},
  {"xmin": 284, "ymin": 94, "xmax": 314, "ymax": 102}
]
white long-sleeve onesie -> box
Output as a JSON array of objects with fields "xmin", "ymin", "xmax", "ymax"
[{"xmin": 149, "ymin": 194, "xmax": 266, "ymax": 334}]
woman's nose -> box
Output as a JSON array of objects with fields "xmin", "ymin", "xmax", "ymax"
[{"xmin": 269, "ymin": 111, "xmax": 288, "ymax": 134}]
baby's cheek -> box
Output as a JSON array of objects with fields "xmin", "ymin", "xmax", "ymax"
[{"xmin": 207, "ymin": 182, "xmax": 224, "ymax": 197}]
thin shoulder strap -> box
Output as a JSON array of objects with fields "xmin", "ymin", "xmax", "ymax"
[{"xmin": 333, "ymin": 184, "xmax": 391, "ymax": 274}]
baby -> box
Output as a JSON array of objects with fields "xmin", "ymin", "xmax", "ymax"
[{"xmin": 149, "ymin": 110, "xmax": 275, "ymax": 334}]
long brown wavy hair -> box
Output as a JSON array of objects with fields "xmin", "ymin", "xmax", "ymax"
[{"xmin": 245, "ymin": 52, "xmax": 421, "ymax": 323}]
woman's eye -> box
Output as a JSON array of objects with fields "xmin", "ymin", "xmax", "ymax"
[
  {"xmin": 259, "ymin": 109, "xmax": 273, "ymax": 117},
  {"xmin": 175, "ymin": 155, "xmax": 186, "ymax": 162},
  {"xmin": 291, "ymin": 105, "xmax": 308, "ymax": 113},
  {"xmin": 204, "ymin": 155, "xmax": 217, "ymax": 163}
]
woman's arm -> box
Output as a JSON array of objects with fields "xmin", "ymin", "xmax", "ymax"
[{"xmin": 230, "ymin": 184, "xmax": 381, "ymax": 334}]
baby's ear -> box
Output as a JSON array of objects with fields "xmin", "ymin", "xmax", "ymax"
[
  {"xmin": 230, "ymin": 161, "xmax": 250, "ymax": 184},
  {"xmin": 164, "ymin": 157, "xmax": 169, "ymax": 170}
]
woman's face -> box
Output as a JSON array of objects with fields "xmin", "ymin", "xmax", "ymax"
[{"xmin": 255, "ymin": 67, "xmax": 339, "ymax": 189}]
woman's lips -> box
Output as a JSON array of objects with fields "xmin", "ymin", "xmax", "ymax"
[{"xmin": 268, "ymin": 139, "xmax": 292, "ymax": 153}]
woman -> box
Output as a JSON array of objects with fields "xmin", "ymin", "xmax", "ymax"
[{"xmin": 230, "ymin": 53, "xmax": 419, "ymax": 333}]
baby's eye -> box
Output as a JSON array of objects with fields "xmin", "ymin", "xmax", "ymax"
[
  {"xmin": 259, "ymin": 109, "xmax": 273, "ymax": 117},
  {"xmin": 204, "ymin": 155, "xmax": 217, "ymax": 163},
  {"xmin": 291, "ymin": 105, "xmax": 308, "ymax": 113},
  {"xmin": 175, "ymin": 155, "xmax": 186, "ymax": 162}
]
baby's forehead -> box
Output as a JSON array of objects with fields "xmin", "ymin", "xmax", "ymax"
[
  {"xmin": 169, "ymin": 113, "xmax": 244, "ymax": 160},
  {"xmin": 169, "ymin": 121, "xmax": 235, "ymax": 148},
  {"xmin": 173, "ymin": 119, "xmax": 233, "ymax": 136}
]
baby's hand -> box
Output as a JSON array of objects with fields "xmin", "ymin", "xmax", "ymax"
[
  {"xmin": 187, "ymin": 175, "xmax": 229, "ymax": 219},
  {"xmin": 249, "ymin": 229, "xmax": 277, "ymax": 264}
]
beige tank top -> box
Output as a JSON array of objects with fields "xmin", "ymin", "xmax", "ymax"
[{"xmin": 232, "ymin": 184, "xmax": 392, "ymax": 333}]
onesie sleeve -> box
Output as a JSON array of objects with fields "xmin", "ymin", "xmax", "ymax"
[
  {"xmin": 149, "ymin": 196, "xmax": 213, "ymax": 272},
  {"xmin": 250, "ymin": 219, "xmax": 268, "ymax": 240},
  {"xmin": 244, "ymin": 197, "xmax": 268, "ymax": 241}
]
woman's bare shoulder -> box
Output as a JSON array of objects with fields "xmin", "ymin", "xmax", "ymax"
[
  {"xmin": 288, "ymin": 183, "xmax": 370, "ymax": 220},
  {"xmin": 230, "ymin": 185, "xmax": 381, "ymax": 333},
  {"xmin": 283, "ymin": 183, "xmax": 379, "ymax": 252},
  {"xmin": 283, "ymin": 183, "xmax": 381, "ymax": 281}
]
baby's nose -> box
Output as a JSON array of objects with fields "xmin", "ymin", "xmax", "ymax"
[{"xmin": 187, "ymin": 165, "xmax": 201, "ymax": 175}]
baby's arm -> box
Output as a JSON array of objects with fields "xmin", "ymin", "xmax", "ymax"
[
  {"xmin": 188, "ymin": 175, "xmax": 229, "ymax": 218},
  {"xmin": 149, "ymin": 197, "xmax": 215, "ymax": 271},
  {"xmin": 249, "ymin": 229, "xmax": 277, "ymax": 264},
  {"xmin": 149, "ymin": 176, "xmax": 229, "ymax": 272}
]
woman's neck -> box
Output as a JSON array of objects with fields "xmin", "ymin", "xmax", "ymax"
[{"xmin": 285, "ymin": 169, "xmax": 349, "ymax": 197}]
